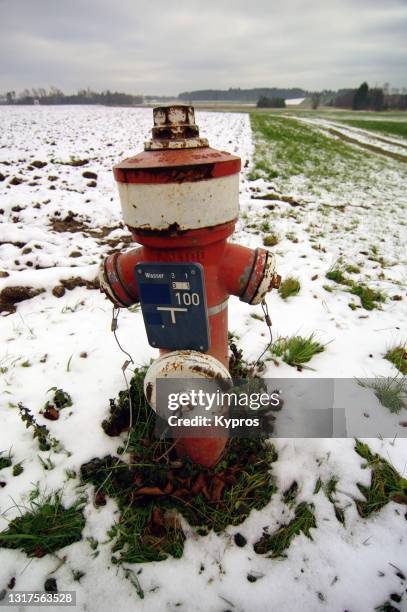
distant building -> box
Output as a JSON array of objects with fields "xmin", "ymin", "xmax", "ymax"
[{"xmin": 285, "ymin": 97, "xmax": 305, "ymax": 106}]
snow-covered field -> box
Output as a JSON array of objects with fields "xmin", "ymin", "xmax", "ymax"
[{"xmin": 0, "ymin": 106, "xmax": 406, "ymax": 611}]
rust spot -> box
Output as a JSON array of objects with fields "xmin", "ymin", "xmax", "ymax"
[
  {"xmin": 113, "ymin": 148, "xmax": 240, "ymax": 184},
  {"xmin": 129, "ymin": 220, "xmax": 234, "ymax": 242},
  {"xmin": 132, "ymin": 222, "xmax": 183, "ymax": 237},
  {"xmin": 116, "ymin": 162, "xmax": 222, "ymax": 184},
  {"xmin": 146, "ymin": 382, "xmax": 153, "ymax": 403},
  {"xmin": 189, "ymin": 366, "xmax": 232, "ymax": 388},
  {"xmin": 270, "ymin": 273, "xmax": 281, "ymax": 289},
  {"xmin": 152, "ymin": 124, "xmax": 200, "ymax": 141},
  {"xmin": 190, "ymin": 365, "xmax": 216, "ymax": 377}
]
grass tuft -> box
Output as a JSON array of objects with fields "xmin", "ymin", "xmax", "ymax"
[
  {"xmin": 45, "ymin": 387, "xmax": 73, "ymax": 411},
  {"xmin": 263, "ymin": 234, "xmax": 279, "ymax": 247},
  {"xmin": 325, "ymin": 262, "xmax": 386, "ymax": 310},
  {"xmin": 81, "ymin": 359, "xmax": 278, "ymax": 565},
  {"xmin": 326, "ymin": 268, "xmax": 352, "ymax": 286},
  {"xmin": 385, "ymin": 344, "xmax": 407, "ymax": 375},
  {"xmin": 12, "ymin": 462, "xmax": 24, "ymax": 477},
  {"xmin": 350, "ymin": 284, "xmax": 386, "ymax": 310},
  {"xmin": 317, "ymin": 476, "xmax": 345, "ymax": 524},
  {"xmin": 282, "ymin": 481, "xmax": 298, "ymax": 506},
  {"xmin": 354, "ymin": 440, "xmax": 407, "ymax": 517},
  {"xmin": 358, "ymin": 377, "xmax": 407, "ymax": 414},
  {"xmin": 253, "ymin": 502, "xmax": 316, "ymax": 557},
  {"xmin": 345, "ymin": 264, "xmax": 361, "ymax": 274},
  {"xmin": 270, "ymin": 333, "xmax": 325, "ymax": 368},
  {"xmin": 278, "ymin": 277, "xmax": 301, "ymax": 299},
  {"xmin": 0, "ymin": 491, "xmax": 86, "ymax": 557},
  {"xmin": 0, "ymin": 450, "xmax": 12, "ymax": 470}
]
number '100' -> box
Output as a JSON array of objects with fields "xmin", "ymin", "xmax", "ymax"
[{"xmin": 175, "ymin": 292, "xmax": 200, "ymax": 306}]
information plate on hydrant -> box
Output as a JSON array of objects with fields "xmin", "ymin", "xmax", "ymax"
[{"xmin": 136, "ymin": 262, "xmax": 210, "ymax": 351}]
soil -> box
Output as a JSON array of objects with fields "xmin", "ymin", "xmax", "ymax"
[
  {"xmin": 50, "ymin": 211, "xmax": 122, "ymax": 239},
  {"xmin": 0, "ymin": 286, "xmax": 45, "ymax": 314}
]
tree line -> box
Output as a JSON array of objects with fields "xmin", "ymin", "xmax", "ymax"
[
  {"xmin": 1, "ymin": 88, "xmax": 143, "ymax": 106},
  {"xmin": 179, "ymin": 87, "xmax": 307, "ymax": 102},
  {"xmin": 257, "ymin": 83, "xmax": 407, "ymax": 111},
  {"xmin": 331, "ymin": 82, "xmax": 407, "ymax": 111},
  {"xmin": 1, "ymin": 84, "xmax": 406, "ymax": 110}
]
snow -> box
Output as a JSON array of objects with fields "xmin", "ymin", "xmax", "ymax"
[
  {"xmin": 285, "ymin": 98, "xmax": 305, "ymax": 106},
  {"xmin": 297, "ymin": 115, "xmax": 407, "ymax": 157},
  {"xmin": 0, "ymin": 106, "xmax": 406, "ymax": 611}
]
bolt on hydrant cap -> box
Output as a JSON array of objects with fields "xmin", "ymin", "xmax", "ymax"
[{"xmin": 145, "ymin": 105, "xmax": 209, "ymax": 151}]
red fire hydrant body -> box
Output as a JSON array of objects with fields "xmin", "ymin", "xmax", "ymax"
[
  {"xmin": 104, "ymin": 225, "xmax": 275, "ymax": 368},
  {"xmin": 100, "ymin": 106, "xmax": 280, "ymax": 467}
]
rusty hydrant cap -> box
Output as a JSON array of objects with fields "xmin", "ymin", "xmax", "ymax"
[
  {"xmin": 113, "ymin": 104, "xmax": 241, "ymax": 233},
  {"xmin": 145, "ymin": 105, "xmax": 209, "ymax": 150}
]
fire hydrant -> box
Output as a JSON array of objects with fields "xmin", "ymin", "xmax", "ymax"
[{"xmin": 99, "ymin": 105, "xmax": 280, "ymax": 467}]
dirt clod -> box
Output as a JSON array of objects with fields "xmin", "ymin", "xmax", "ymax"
[
  {"xmin": 7, "ymin": 577, "xmax": 15, "ymax": 590},
  {"xmin": 94, "ymin": 490, "xmax": 107, "ymax": 507},
  {"xmin": 31, "ymin": 161, "xmax": 47, "ymax": 169},
  {"xmin": 234, "ymin": 533, "xmax": 247, "ymax": 547},
  {"xmin": 60, "ymin": 276, "xmax": 99, "ymax": 291},
  {"xmin": 9, "ymin": 177, "xmax": 23, "ymax": 186},
  {"xmin": 44, "ymin": 578, "xmax": 57, "ymax": 593},
  {"xmin": 52, "ymin": 285, "xmax": 66, "ymax": 298},
  {"xmin": 0, "ymin": 286, "xmax": 45, "ymax": 314},
  {"xmin": 82, "ymin": 171, "xmax": 97, "ymax": 180},
  {"xmin": 50, "ymin": 211, "xmax": 120, "ymax": 240},
  {"xmin": 43, "ymin": 406, "xmax": 59, "ymax": 421}
]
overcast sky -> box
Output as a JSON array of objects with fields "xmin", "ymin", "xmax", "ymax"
[{"xmin": 1, "ymin": 0, "xmax": 406, "ymax": 94}]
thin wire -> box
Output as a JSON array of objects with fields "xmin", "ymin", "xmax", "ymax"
[
  {"xmin": 111, "ymin": 307, "xmax": 135, "ymax": 366},
  {"xmin": 95, "ymin": 307, "xmax": 136, "ymax": 498},
  {"xmin": 111, "ymin": 307, "xmax": 135, "ymax": 456},
  {"xmin": 109, "ymin": 300, "xmax": 272, "ymax": 475},
  {"xmin": 254, "ymin": 299, "xmax": 273, "ymax": 369}
]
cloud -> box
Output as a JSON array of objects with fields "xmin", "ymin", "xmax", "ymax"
[{"xmin": 0, "ymin": 0, "xmax": 406, "ymax": 93}]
